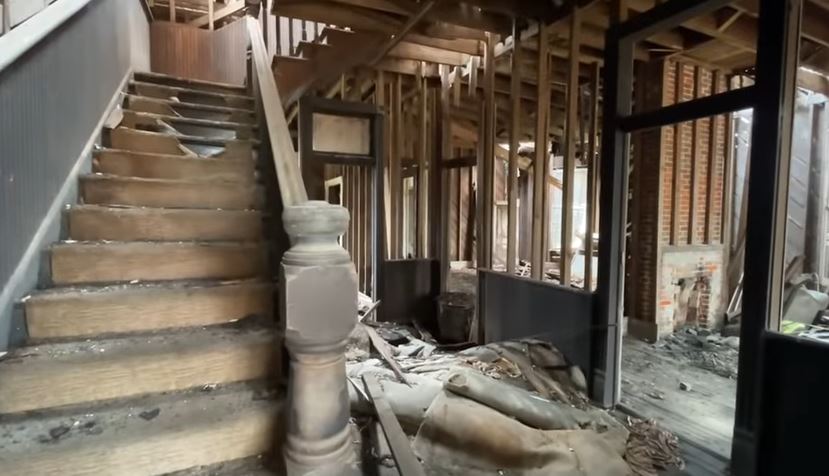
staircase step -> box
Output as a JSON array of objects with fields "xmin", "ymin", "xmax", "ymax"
[
  {"xmin": 109, "ymin": 128, "xmax": 256, "ymax": 159},
  {"xmin": 50, "ymin": 241, "xmax": 268, "ymax": 285},
  {"xmin": 0, "ymin": 323, "xmax": 277, "ymax": 415},
  {"xmin": 25, "ymin": 280, "xmax": 272, "ymax": 340},
  {"xmin": 0, "ymin": 383, "xmax": 281, "ymax": 475},
  {"xmin": 80, "ymin": 175, "xmax": 263, "ymax": 210},
  {"xmin": 134, "ymin": 70, "xmax": 248, "ymax": 95},
  {"xmin": 120, "ymin": 110, "xmax": 256, "ymax": 140},
  {"xmin": 68, "ymin": 205, "xmax": 264, "ymax": 242},
  {"xmin": 93, "ymin": 149, "xmax": 256, "ymax": 182},
  {"xmin": 126, "ymin": 94, "xmax": 256, "ymax": 124},
  {"xmin": 131, "ymin": 80, "xmax": 254, "ymax": 109}
]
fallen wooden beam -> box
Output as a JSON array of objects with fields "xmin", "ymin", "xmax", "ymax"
[
  {"xmin": 363, "ymin": 324, "xmax": 411, "ymax": 386},
  {"xmin": 362, "ymin": 375, "xmax": 427, "ymax": 476}
]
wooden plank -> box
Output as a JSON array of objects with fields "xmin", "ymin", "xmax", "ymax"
[
  {"xmin": 0, "ymin": 326, "xmax": 275, "ymax": 414},
  {"xmin": 51, "ymin": 241, "xmax": 268, "ymax": 286},
  {"xmin": 110, "ymin": 128, "xmax": 191, "ymax": 156},
  {"xmin": 584, "ymin": 62, "xmax": 600, "ymax": 291},
  {"xmin": 506, "ymin": 22, "xmax": 522, "ymax": 276},
  {"xmin": 368, "ymin": 0, "xmax": 436, "ymax": 65},
  {"xmin": 478, "ymin": 32, "xmax": 496, "ymax": 270},
  {"xmin": 80, "ymin": 175, "xmax": 263, "ymax": 210},
  {"xmin": 68, "ymin": 205, "xmax": 263, "ymax": 242},
  {"xmin": 531, "ymin": 23, "xmax": 550, "ymax": 280},
  {"xmin": 416, "ymin": 76, "xmax": 429, "ymax": 258},
  {"xmin": 363, "ymin": 325, "xmax": 410, "ymax": 386},
  {"xmin": 561, "ymin": 6, "xmax": 581, "ymax": 286},
  {"xmin": 169, "ymin": 0, "xmax": 175, "ymax": 22},
  {"xmin": 391, "ymin": 74, "xmax": 404, "ymax": 258},
  {"xmin": 93, "ymin": 149, "xmax": 255, "ymax": 183},
  {"xmin": 208, "ymin": 0, "xmax": 214, "ymax": 30},
  {"xmin": 26, "ymin": 280, "xmax": 272, "ymax": 340},
  {"xmin": 362, "ymin": 375, "xmax": 427, "ymax": 476}
]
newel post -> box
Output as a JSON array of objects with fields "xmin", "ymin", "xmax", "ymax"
[{"xmin": 281, "ymin": 200, "xmax": 359, "ymax": 475}]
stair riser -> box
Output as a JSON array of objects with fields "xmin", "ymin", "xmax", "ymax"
[
  {"xmin": 127, "ymin": 96, "xmax": 256, "ymax": 125},
  {"xmin": 68, "ymin": 207, "xmax": 264, "ymax": 242},
  {"xmin": 26, "ymin": 283, "xmax": 273, "ymax": 340},
  {"xmin": 133, "ymin": 71, "xmax": 249, "ymax": 95},
  {"xmin": 133, "ymin": 83, "xmax": 253, "ymax": 109},
  {"xmin": 81, "ymin": 178, "xmax": 263, "ymax": 210},
  {"xmin": 0, "ymin": 402, "xmax": 279, "ymax": 476},
  {"xmin": 0, "ymin": 340, "xmax": 276, "ymax": 414},
  {"xmin": 50, "ymin": 244, "xmax": 269, "ymax": 285},
  {"xmin": 93, "ymin": 151, "xmax": 255, "ymax": 182}
]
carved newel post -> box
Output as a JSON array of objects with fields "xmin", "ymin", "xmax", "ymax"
[{"xmin": 282, "ymin": 200, "xmax": 359, "ymax": 476}]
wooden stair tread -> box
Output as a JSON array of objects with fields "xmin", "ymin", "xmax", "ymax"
[
  {"xmin": 0, "ymin": 322, "xmax": 277, "ymax": 415},
  {"xmin": 133, "ymin": 70, "xmax": 248, "ymax": 95},
  {"xmin": 0, "ymin": 382, "xmax": 280, "ymax": 475},
  {"xmin": 92, "ymin": 148, "xmax": 256, "ymax": 183},
  {"xmin": 121, "ymin": 109, "xmax": 258, "ymax": 132},
  {"xmin": 50, "ymin": 241, "xmax": 269, "ymax": 285},
  {"xmin": 25, "ymin": 279, "xmax": 273, "ymax": 340},
  {"xmin": 80, "ymin": 174, "xmax": 264, "ymax": 210},
  {"xmin": 110, "ymin": 126, "xmax": 260, "ymax": 151},
  {"xmin": 125, "ymin": 94, "xmax": 255, "ymax": 115},
  {"xmin": 130, "ymin": 80, "xmax": 254, "ymax": 102},
  {"xmin": 68, "ymin": 205, "xmax": 264, "ymax": 242}
]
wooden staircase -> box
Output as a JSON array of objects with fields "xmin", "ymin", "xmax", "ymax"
[
  {"xmin": 0, "ymin": 71, "xmax": 281, "ymax": 475},
  {"xmin": 271, "ymin": 26, "xmax": 385, "ymax": 104}
]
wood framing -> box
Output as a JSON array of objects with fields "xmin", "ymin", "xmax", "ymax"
[
  {"xmin": 561, "ymin": 6, "xmax": 581, "ymax": 286},
  {"xmin": 531, "ymin": 23, "xmax": 550, "ymax": 281},
  {"xmin": 506, "ymin": 20, "xmax": 522, "ymax": 275}
]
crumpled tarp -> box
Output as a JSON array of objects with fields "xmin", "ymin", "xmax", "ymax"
[{"xmin": 413, "ymin": 391, "xmax": 632, "ymax": 476}]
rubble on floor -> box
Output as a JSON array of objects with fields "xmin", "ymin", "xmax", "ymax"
[
  {"xmin": 347, "ymin": 320, "xmax": 684, "ymax": 475},
  {"xmin": 653, "ymin": 327, "xmax": 739, "ymax": 379}
]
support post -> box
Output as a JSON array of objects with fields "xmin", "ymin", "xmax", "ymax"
[
  {"xmin": 506, "ymin": 21, "xmax": 522, "ymax": 275},
  {"xmin": 169, "ymin": 0, "xmax": 176, "ymax": 22},
  {"xmin": 391, "ymin": 74, "xmax": 403, "ymax": 258},
  {"xmin": 478, "ymin": 32, "xmax": 496, "ymax": 270},
  {"xmin": 689, "ymin": 66, "xmax": 702, "ymax": 244},
  {"xmin": 416, "ymin": 71, "xmax": 429, "ymax": 257},
  {"xmin": 733, "ymin": 0, "xmax": 802, "ymax": 473},
  {"xmin": 561, "ymin": 6, "xmax": 581, "ymax": 286},
  {"xmin": 208, "ymin": 0, "xmax": 214, "ymax": 30},
  {"xmin": 282, "ymin": 201, "xmax": 359, "ymax": 476},
  {"xmin": 531, "ymin": 22, "xmax": 550, "ymax": 280},
  {"xmin": 584, "ymin": 62, "xmax": 600, "ymax": 290}
]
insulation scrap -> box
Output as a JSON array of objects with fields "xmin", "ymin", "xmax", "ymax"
[{"xmin": 623, "ymin": 417, "xmax": 685, "ymax": 476}]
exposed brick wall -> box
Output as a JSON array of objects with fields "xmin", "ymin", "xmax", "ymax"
[{"xmin": 629, "ymin": 59, "xmax": 729, "ymax": 340}]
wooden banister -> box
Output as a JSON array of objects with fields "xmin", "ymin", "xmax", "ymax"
[{"xmin": 246, "ymin": 17, "xmax": 308, "ymax": 207}]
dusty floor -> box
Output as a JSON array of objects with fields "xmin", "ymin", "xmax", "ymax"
[{"xmin": 621, "ymin": 335, "xmax": 737, "ymax": 475}]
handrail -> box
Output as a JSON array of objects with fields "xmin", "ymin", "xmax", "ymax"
[
  {"xmin": 0, "ymin": 0, "xmax": 93, "ymax": 73},
  {"xmin": 246, "ymin": 17, "xmax": 308, "ymax": 207}
]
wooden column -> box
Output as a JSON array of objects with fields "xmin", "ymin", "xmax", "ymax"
[
  {"xmin": 585, "ymin": 62, "xmax": 600, "ymax": 291},
  {"xmin": 561, "ymin": 6, "xmax": 581, "ymax": 286},
  {"xmin": 376, "ymin": 70, "xmax": 392, "ymax": 258},
  {"xmin": 208, "ymin": 0, "xmax": 214, "ymax": 30},
  {"xmin": 531, "ymin": 23, "xmax": 550, "ymax": 280},
  {"xmin": 433, "ymin": 66, "xmax": 452, "ymax": 291},
  {"xmin": 506, "ymin": 22, "xmax": 522, "ymax": 275},
  {"xmin": 417, "ymin": 73, "xmax": 429, "ymax": 257},
  {"xmin": 169, "ymin": 0, "xmax": 176, "ymax": 22},
  {"xmin": 391, "ymin": 74, "xmax": 403, "ymax": 258},
  {"xmin": 476, "ymin": 32, "xmax": 496, "ymax": 270}
]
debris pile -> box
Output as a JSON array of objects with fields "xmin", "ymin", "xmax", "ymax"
[
  {"xmin": 655, "ymin": 327, "xmax": 740, "ymax": 379},
  {"xmin": 348, "ymin": 318, "xmax": 684, "ymax": 475}
]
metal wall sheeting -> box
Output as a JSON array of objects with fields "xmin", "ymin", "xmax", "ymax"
[
  {"xmin": 150, "ymin": 19, "xmax": 248, "ymax": 86},
  {"xmin": 477, "ymin": 270, "xmax": 593, "ymax": 377},
  {"xmin": 0, "ymin": 0, "xmax": 149, "ymax": 348}
]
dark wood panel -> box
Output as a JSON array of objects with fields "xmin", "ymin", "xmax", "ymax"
[{"xmin": 150, "ymin": 20, "xmax": 247, "ymax": 85}]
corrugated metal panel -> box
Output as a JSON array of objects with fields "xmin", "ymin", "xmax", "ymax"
[
  {"xmin": 0, "ymin": 0, "xmax": 148, "ymax": 347},
  {"xmin": 150, "ymin": 19, "xmax": 247, "ymax": 86}
]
